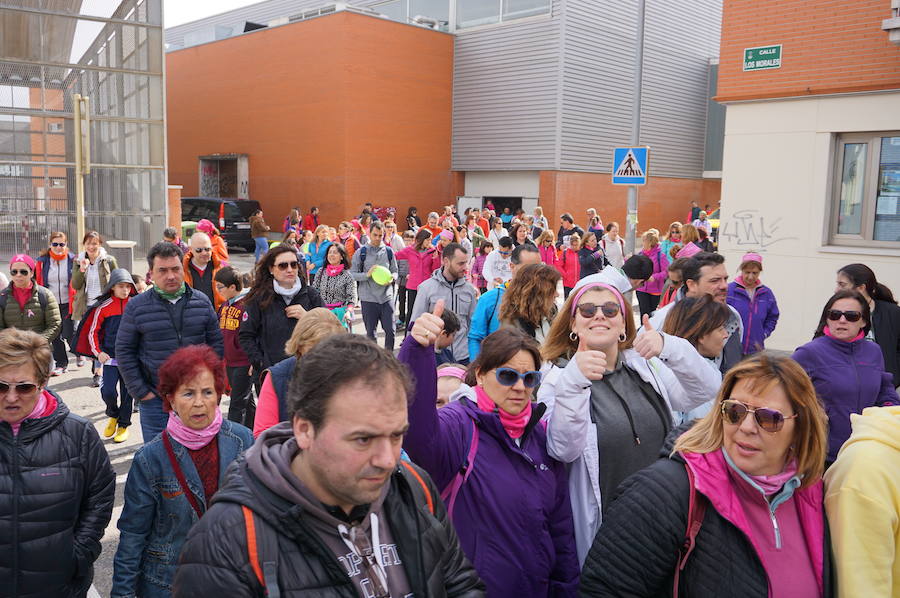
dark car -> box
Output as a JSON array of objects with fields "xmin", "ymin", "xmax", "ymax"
[{"xmin": 181, "ymin": 197, "xmax": 261, "ymax": 252}]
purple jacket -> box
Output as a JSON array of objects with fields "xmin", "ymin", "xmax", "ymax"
[
  {"xmin": 792, "ymin": 334, "xmax": 898, "ymax": 460},
  {"xmin": 727, "ymin": 280, "xmax": 780, "ymax": 354},
  {"xmin": 636, "ymin": 245, "xmax": 669, "ymax": 295},
  {"xmin": 398, "ymin": 336, "xmax": 579, "ymax": 597}
]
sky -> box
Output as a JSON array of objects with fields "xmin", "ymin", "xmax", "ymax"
[{"xmin": 164, "ymin": 0, "xmax": 261, "ymax": 28}]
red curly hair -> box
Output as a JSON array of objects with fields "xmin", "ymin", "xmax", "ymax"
[{"xmin": 157, "ymin": 344, "xmax": 227, "ymax": 412}]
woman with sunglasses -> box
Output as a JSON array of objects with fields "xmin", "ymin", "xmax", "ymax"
[
  {"xmin": 659, "ymin": 221, "xmax": 683, "ymax": 259},
  {"xmin": 0, "ymin": 254, "xmax": 61, "ymax": 343},
  {"xmin": 311, "ymin": 243, "xmax": 357, "ymax": 327},
  {"xmin": 400, "ymin": 305, "xmax": 579, "ymax": 597},
  {"xmin": 238, "ymin": 245, "xmax": 324, "ymax": 376},
  {"xmin": 0, "ymin": 327, "xmax": 114, "ymax": 597},
  {"xmin": 792, "ymin": 290, "xmax": 897, "ymax": 466},
  {"xmin": 580, "ymin": 353, "xmax": 831, "ymax": 598},
  {"xmin": 36, "ymin": 232, "xmax": 76, "ymax": 375},
  {"xmin": 537, "ymin": 281, "xmax": 720, "ymax": 564}
]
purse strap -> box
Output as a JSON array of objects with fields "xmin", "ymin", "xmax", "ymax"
[
  {"xmin": 673, "ymin": 463, "xmax": 707, "ymax": 598},
  {"xmin": 162, "ymin": 431, "xmax": 204, "ymax": 520}
]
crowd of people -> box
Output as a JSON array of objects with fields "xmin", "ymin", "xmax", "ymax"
[{"xmin": 0, "ymin": 202, "xmax": 898, "ymax": 598}]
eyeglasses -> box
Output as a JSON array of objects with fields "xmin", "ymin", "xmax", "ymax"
[
  {"xmin": 51, "ymin": 242, "xmax": 66, "ymax": 247},
  {"xmin": 193, "ymin": 247, "xmax": 212, "ymax": 253},
  {"xmin": 826, "ymin": 309, "xmax": 862, "ymax": 323},
  {"xmin": 0, "ymin": 381, "xmax": 39, "ymax": 395},
  {"xmin": 494, "ymin": 367, "xmax": 542, "ymax": 388},
  {"xmin": 275, "ymin": 261, "xmax": 300, "ymax": 270},
  {"xmin": 721, "ymin": 399, "xmax": 798, "ymax": 433},
  {"xmin": 499, "ymin": 251, "xmax": 511, "ymax": 256},
  {"xmin": 575, "ymin": 301, "xmax": 621, "ymax": 319},
  {"xmin": 10, "ymin": 269, "xmax": 30, "ymax": 276}
]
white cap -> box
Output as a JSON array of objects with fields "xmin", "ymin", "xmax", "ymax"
[{"xmin": 573, "ymin": 265, "xmax": 632, "ymax": 295}]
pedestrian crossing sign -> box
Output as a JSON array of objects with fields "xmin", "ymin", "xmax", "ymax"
[{"xmin": 612, "ymin": 146, "xmax": 649, "ymax": 185}]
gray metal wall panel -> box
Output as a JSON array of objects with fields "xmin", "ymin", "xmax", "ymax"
[
  {"xmin": 451, "ymin": 2, "xmax": 562, "ymax": 171},
  {"xmin": 704, "ymin": 62, "xmax": 724, "ymax": 172},
  {"xmin": 638, "ymin": 0, "xmax": 721, "ymax": 178},
  {"xmin": 559, "ymin": 0, "xmax": 637, "ymax": 172}
]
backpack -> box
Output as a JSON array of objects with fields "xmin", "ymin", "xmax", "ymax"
[
  {"xmin": 240, "ymin": 462, "xmax": 436, "ymax": 597},
  {"xmin": 357, "ymin": 245, "xmax": 396, "ymax": 273},
  {"xmin": 0, "ymin": 286, "xmax": 49, "ymax": 313}
]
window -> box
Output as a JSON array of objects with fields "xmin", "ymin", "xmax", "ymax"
[
  {"xmin": 373, "ymin": 0, "xmax": 449, "ymax": 28},
  {"xmin": 457, "ymin": 0, "xmax": 550, "ymax": 29},
  {"xmin": 831, "ymin": 132, "xmax": 900, "ymax": 246}
]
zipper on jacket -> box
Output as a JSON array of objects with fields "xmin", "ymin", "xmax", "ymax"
[
  {"xmin": 12, "ymin": 431, "xmax": 20, "ymax": 595},
  {"xmin": 769, "ymin": 506, "xmax": 782, "ymax": 550}
]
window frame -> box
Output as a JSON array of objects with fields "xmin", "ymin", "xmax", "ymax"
[{"xmin": 829, "ymin": 131, "xmax": 900, "ymax": 249}]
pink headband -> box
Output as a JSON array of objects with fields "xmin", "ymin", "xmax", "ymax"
[
  {"xmin": 570, "ymin": 282, "xmax": 626, "ymax": 317},
  {"xmin": 10, "ymin": 254, "xmax": 36, "ymax": 271},
  {"xmin": 437, "ymin": 366, "xmax": 467, "ymax": 381},
  {"xmin": 741, "ymin": 252, "xmax": 763, "ymax": 265}
]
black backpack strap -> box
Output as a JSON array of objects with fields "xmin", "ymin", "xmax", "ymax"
[
  {"xmin": 242, "ymin": 505, "xmax": 281, "ymax": 598},
  {"xmin": 674, "ymin": 463, "xmax": 707, "ymax": 598},
  {"xmin": 358, "ymin": 245, "xmax": 367, "ymax": 273},
  {"xmin": 0, "ymin": 288, "xmax": 8, "ymax": 311}
]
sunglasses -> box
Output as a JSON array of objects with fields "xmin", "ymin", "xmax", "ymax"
[
  {"xmin": 0, "ymin": 381, "xmax": 39, "ymax": 395},
  {"xmin": 494, "ymin": 367, "xmax": 542, "ymax": 388},
  {"xmin": 826, "ymin": 309, "xmax": 862, "ymax": 323},
  {"xmin": 10, "ymin": 269, "xmax": 30, "ymax": 276},
  {"xmin": 51, "ymin": 242, "xmax": 66, "ymax": 247},
  {"xmin": 721, "ymin": 399, "xmax": 798, "ymax": 433},
  {"xmin": 193, "ymin": 247, "xmax": 212, "ymax": 253},
  {"xmin": 275, "ymin": 261, "xmax": 300, "ymax": 270},
  {"xmin": 499, "ymin": 251, "xmax": 511, "ymax": 256},
  {"xmin": 575, "ymin": 301, "xmax": 621, "ymax": 319}
]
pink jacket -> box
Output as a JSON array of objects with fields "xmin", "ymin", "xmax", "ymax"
[
  {"xmin": 396, "ymin": 245, "xmax": 439, "ymax": 290},
  {"xmin": 557, "ymin": 249, "xmax": 580, "ymax": 288},
  {"xmin": 637, "ymin": 245, "xmax": 669, "ymax": 295},
  {"xmin": 539, "ymin": 244, "xmax": 558, "ymax": 268},
  {"xmin": 683, "ymin": 450, "xmax": 825, "ymax": 598}
]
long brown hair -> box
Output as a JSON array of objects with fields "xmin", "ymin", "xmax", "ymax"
[
  {"xmin": 245, "ymin": 245, "xmax": 308, "ymax": 311},
  {"xmin": 661, "ymin": 295, "xmax": 731, "ymax": 348},
  {"xmin": 542, "ymin": 285, "xmax": 637, "ymax": 362},
  {"xmin": 681, "ymin": 223, "xmax": 699, "ymax": 245},
  {"xmin": 499, "ymin": 264, "xmax": 560, "ymax": 328},
  {"xmin": 673, "ymin": 352, "xmax": 828, "ymax": 487}
]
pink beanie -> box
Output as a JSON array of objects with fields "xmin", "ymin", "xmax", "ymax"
[
  {"xmin": 439, "ymin": 230, "xmax": 454, "ymax": 241},
  {"xmin": 10, "ymin": 254, "xmax": 36, "ymax": 271},
  {"xmin": 675, "ymin": 243, "xmax": 702, "ymax": 259},
  {"xmin": 740, "ymin": 252, "xmax": 763, "ymax": 266}
]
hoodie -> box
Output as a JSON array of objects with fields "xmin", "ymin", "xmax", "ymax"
[
  {"xmin": 73, "ymin": 268, "xmax": 136, "ymax": 360},
  {"xmin": 246, "ymin": 424, "xmax": 413, "ymax": 597},
  {"xmin": 410, "ymin": 268, "xmax": 479, "ymax": 362},
  {"xmin": 824, "ymin": 406, "xmax": 900, "ymax": 598}
]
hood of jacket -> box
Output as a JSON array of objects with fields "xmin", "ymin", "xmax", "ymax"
[
  {"xmin": 842, "ymin": 405, "xmax": 900, "ymax": 453},
  {"xmin": 102, "ymin": 267, "xmax": 137, "ymax": 295}
]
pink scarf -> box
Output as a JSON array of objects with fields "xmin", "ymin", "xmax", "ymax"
[
  {"xmin": 823, "ymin": 327, "xmax": 865, "ymax": 342},
  {"xmin": 474, "ymin": 385, "xmax": 531, "ymax": 439},
  {"xmin": 10, "ymin": 389, "xmax": 52, "ymax": 436},
  {"xmin": 748, "ymin": 457, "xmax": 799, "ymax": 495},
  {"xmin": 325, "ymin": 264, "xmax": 345, "ymax": 276},
  {"xmin": 166, "ymin": 408, "xmax": 222, "ymax": 450}
]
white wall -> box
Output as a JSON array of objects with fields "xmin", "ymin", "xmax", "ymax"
[
  {"xmin": 464, "ymin": 171, "xmax": 540, "ymax": 198},
  {"xmin": 718, "ymin": 92, "xmax": 900, "ymax": 351}
]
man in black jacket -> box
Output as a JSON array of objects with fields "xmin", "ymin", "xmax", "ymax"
[
  {"xmin": 116, "ymin": 242, "xmax": 223, "ymax": 443},
  {"xmin": 175, "ymin": 335, "xmax": 484, "ymax": 597}
]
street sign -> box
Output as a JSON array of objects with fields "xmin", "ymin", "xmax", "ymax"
[
  {"xmin": 612, "ymin": 146, "xmax": 649, "ymax": 185},
  {"xmin": 743, "ymin": 45, "xmax": 782, "ymax": 71}
]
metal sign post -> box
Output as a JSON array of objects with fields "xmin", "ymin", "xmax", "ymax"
[
  {"xmin": 621, "ymin": 0, "xmax": 646, "ymax": 255},
  {"xmin": 73, "ymin": 94, "xmax": 91, "ymax": 253}
]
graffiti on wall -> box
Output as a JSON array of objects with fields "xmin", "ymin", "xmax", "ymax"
[
  {"xmin": 200, "ymin": 163, "xmax": 218, "ymax": 197},
  {"xmin": 718, "ymin": 209, "xmax": 799, "ymax": 249}
]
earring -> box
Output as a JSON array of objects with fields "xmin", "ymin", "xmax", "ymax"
[
  {"xmin": 619, "ymin": 332, "xmax": 626, "ymax": 342},
  {"xmin": 569, "ymin": 331, "xmax": 578, "ymax": 341}
]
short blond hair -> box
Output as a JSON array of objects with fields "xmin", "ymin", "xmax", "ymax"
[
  {"xmin": 673, "ymin": 353, "xmax": 828, "ymax": 487},
  {"xmin": 0, "ymin": 328, "xmax": 51, "ymax": 386},
  {"xmin": 284, "ymin": 308, "xmax": 346, "ymax": 356}
]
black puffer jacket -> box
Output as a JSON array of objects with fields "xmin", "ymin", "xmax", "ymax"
[
  {"xmin": 238, "ymin": 284, "xmax": 323, "ymax": 371},
  {"xmin": 579, "ymin": 450, "xmax": 833, "ymax": 598},
  {"xmin": 0, "ymin": 391, "xmax": 115, "ymax": 597},
  {"xmin": 173, "ymin": 456, "xmax": 485, "ymax": 597}
]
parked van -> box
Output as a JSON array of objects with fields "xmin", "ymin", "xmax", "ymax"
[{"xmin": 181, "ymin": 197, "xmax": 261, "ymax": 252}]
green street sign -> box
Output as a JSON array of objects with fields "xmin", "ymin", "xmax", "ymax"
[{"xmin": 743, "ymin": 45, "xmax": 782, "ymax": 71}]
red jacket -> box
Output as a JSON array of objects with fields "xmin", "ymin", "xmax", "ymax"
[
  {"xmin": 556, "ymin": 249, "xmax": 580, "ymax": 288},
  {"xmin": 302, "ymin": 213, "xmax": 319, "ymax": 232},
  {"xmin": 218, "ymin": 294, "xmax": 251, "ymax": 367},
  {"xmin": 86, "ymin": 296, "xmax": 129, "ymax": 357},
  {"xmin": 538, "ymin": 244, "xmax": 558, "ymax": 268}
]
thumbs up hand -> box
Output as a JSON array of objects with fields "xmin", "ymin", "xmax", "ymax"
[
  {"xmin": 574, "ymin": 334, "xmax": 607, "ymax": 381},
  {"xmin": 411, "ymin": 299, "xmax": 445, "ymax": 348},
  {"xmin": 633, "ymin": 314, "xmax": 664, "ymax": 360}
]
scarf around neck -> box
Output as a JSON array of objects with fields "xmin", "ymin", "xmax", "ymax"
[
  {"xmin": 273, "ymin": 277, "xmax": 304, "ymax": 300},
  {"xmin": 474, "ymin": 384, "xmax": 531, "ymax": 439},
  {"xmin": 50, "ymin": 251, "xmax": 68, "ymax": 262},
  {"xmin": 823, "ymin": 327, "xmax": 865, "ymax": 343},
  {"xmin": 325, "ymin": 264, "xmax": 345, "ymax": 276},
  {"xmin": 166, "ymin": 408, "xmax": 223, "ymax": 450},
  {"xmin": 154, "ymin": 282, "xmax": 186, "ymax": 301},
  {"xmin": 723, "ymin": 447, "xmax": 800, "ymax": 495},
  {"xmin": 735, "ymin": 274, "xmax": 761, "ymax": 289}
]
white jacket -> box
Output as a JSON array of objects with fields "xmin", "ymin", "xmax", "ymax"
[
  {"xmin": 482, "ymin": 250, "xmax": 511, "ymax": 289},
  {"xmin": 537, "ymin": 332, "xmax": 722, "ymax": 564}
]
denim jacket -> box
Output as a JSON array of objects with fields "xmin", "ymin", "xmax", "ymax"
[{"xmin": 111, "ymin": 419, "xmax": 253, "ymax": 598}]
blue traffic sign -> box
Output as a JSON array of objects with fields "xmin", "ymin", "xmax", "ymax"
[{"xmin": 612, "ymin": 146, "xmax": 649, "ymax": 185}]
